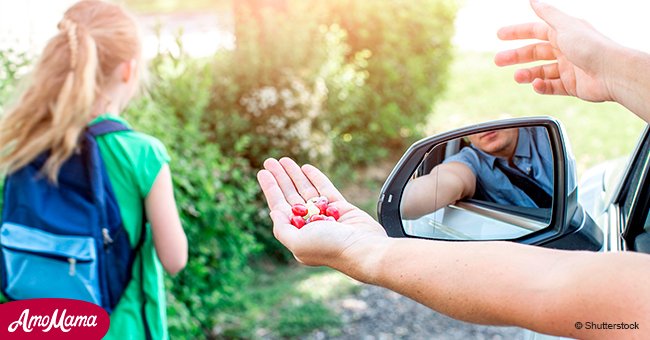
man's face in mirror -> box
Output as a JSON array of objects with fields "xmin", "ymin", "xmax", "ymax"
[{"xmin": 467, "ymin": 128, "xmax": 519, "ymax": 158}]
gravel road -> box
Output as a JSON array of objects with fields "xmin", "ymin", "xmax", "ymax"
[{"xmin": 306, "ymin": 284, "xmax": 527, "ymax": 340}]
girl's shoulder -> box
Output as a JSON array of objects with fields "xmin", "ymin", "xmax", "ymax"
[
  {"xmin": 91, "ymin": 115, "xmax": 169, "ymax": 157},
  {"xmin": 92, "ymin": 115, "xmax": 171, "ymax": 197},
  {"xmin": 115, "ymin": 129, "xmax": 168, "ymax": 156}
]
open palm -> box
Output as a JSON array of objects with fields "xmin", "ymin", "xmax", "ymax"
[{"xmin": 257, "ymin": 158, "xmax": 387, "ymax": 267}]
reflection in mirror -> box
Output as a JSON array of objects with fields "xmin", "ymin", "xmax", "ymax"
[{"xmin": 400, "ymin": 126, "xmax": 556, "ymax": 240}]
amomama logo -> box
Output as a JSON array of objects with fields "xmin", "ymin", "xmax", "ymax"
[{"xmin": 0, "ymin": 298, "xmax": 109, "ymax": 339}]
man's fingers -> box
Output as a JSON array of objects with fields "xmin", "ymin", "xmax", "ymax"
[
  {"xmin": 263, "ymin": 158, "xmax": 305, "ymax": 205},
  {"xmin": 270, "ymin": 210, "xmax": 297, "ymax": 250},
  {"xmin": 514, "ymin": 63, "xmax": 560, "ymax": 83},
  {"xmin": 301, "ymin": 164, "xmax": 346, "ymax": 203},
  {"xmin": 279, "ymin": 157, "xmax": 321, "ymax": 201},
  {"xmin": 494, "ymin": 42, "xmax": 556, "ymax": 67},
  {"xmin": 532, "ymin": 78, "xmax": 569, "ymax": 96},
  {"xmin": 497, "ymin": 22, "xmax": 549, "ymax": 41},
  {"xmin": 530, "ymin": 0, "xmax": 572, "ymax": 30},
  {"xmin": 257, "ymin": 170, "xmax": 292, "ymax": 214}
]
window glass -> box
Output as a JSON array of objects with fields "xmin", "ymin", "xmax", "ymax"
[{"xmin": 622, "ymin": 129, "xmax": 650, "ymax": 221}]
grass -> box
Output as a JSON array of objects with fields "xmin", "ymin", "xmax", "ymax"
[
  {"xmin": 428, "ymin": 50, "xmax": 647, "ymax": 176},
  {"xmin": 214, "ymin": 263, "xmax": 361, "ymax": 338}
]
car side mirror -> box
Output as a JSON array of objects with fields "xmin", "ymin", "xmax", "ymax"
[{"xmin": 377, "ymin": 117, "xmax": 602, "ymax": 250}]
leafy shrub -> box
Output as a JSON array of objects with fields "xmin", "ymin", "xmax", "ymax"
[
  {"xmin": 0, "ymin": 47, "xmax": 31, "ymax": 114},
  {"xmin": 322, "ymin": 0, "xmax": 458, "ymax": 164},
  {"xmin": 210, "ymin": 4, "xmax": 369, "ymax": 169},
  {"xmin": 226, "ymin": 0, "xmax": 457, "ymax": 166},
  {"xmin": 125, "ymin": 51, "xmax": 266, "ymax": 338},
  {"xmin": 199, "ymin": 0, "xmax": 458, "ymax": 184}
]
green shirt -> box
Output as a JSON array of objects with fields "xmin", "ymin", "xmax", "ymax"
[{"xmin": 90, "ymin": 114, "xmax": 170, "ymax": 340}]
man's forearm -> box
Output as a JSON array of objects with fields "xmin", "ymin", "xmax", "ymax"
[
  {"xmin": 401, "ymin": 163, "xmax": 474, "ymax": 219},
  {"xmin": 605, "ymin": 45, "xmax": 650, "ymax": 123},
  {"xmin": 366, "ymin": 240, "xmax": 562, "ymax": 326},
  {"xmin": 401, "ymin": 177, "xmax": 461, "ymax": 219},
  {"xmin": 335, "ymin": 238, "xmax": 650, "ymax": 339}
]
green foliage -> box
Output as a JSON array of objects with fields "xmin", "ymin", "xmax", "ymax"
[
  {"xmin": 217, "ymin": 0, "xmax": 457, "ymax": 168},
  {"xmin": 212, "ymin": 7, "xmax": 369, "ymax": 169},
  {"xmin": 321, "ymin": 0, "xmax": 458, "ymax": 164},
  {"xmin": 0, "ymin": 47, "xmax": 31, "ymax": 114},
  {"xmin": 125, "ymin": 50, "xmax": 266, "ymax": 338}
]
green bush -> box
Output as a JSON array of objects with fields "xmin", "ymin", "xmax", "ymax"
[
  {"xmin": 0, "ymin": 47, "xmax": 31, "ymax": 114},
  {"xmin": 210, "ymin": 5, "xmax": 369, "ymax": 169},
  {"xmin": 212, "ymin": 0, "xmax": 457, "ymax": 168},
  {"xmin": 322, "ymin": 0, "xmax": 458, "ymax": 164},
  {"xmin": 125, "ymin": 51, "xmax": 266, "ymax": 338}
]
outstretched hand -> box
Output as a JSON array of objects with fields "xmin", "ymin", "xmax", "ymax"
[
  {"xmin": 257, "ymin": 158, "xmax": 388, "ymax": 268},
  {"xmin": 494, "ymin": 0, "xmax": 616, "ymax": 102}
]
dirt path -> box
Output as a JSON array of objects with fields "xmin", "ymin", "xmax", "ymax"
[{"xmin": 308, "ymin": 284, "xmax": 526, "ymax": 339}]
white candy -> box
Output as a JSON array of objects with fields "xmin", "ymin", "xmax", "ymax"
[{"xmin": 305, "ymin": 202, "xmax": 320, "ymax": 220}]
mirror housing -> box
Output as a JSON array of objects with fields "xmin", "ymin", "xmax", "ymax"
[{"xmin": 377, "ymin": 117, "xmax": 603, "ymax": 250}]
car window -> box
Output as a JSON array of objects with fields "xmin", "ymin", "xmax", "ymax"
[
  {"xmin": 634, "ymin": 193, "xmax": 650, "ymax": 253},
  {"xmin": 621, "ymin": 127, "xmax": 650, "ymax": 222},
  {"xmin": 402, "ymin": 202, "xmax": 547, "ymax": 241},
  {"xmin": 618, "ymin": 126, "xmax": 650, "ymax": 249}
]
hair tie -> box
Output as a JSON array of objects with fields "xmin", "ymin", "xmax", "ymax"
[{"xmin": 58, "ymin": 18, "xmax": 78, "ymax": 69}]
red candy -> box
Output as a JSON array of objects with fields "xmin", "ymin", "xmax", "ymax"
[
  {"xmin": 309, "ymin": 214, "xmax": 326, "ymax": 222},
  {"xmin": 292, "ymin": 204, "xmax": 308, "ymax": 217},
  {"xmin": 290, "ymin": 216, "xmax": 306, "ymax": 229},
  {"xmin": 325, "ymin": 206, "xmax": 340, "ymax": 220},
  {"xmin": 290, "ymin": 197, "xmax": 340, "ymax": 229},
  {"xmin": 315, "ymin": 201, "xmax": 328, "ymax": 215}
]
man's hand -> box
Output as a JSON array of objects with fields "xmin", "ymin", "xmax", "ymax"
[
  {"xmin": 257, "ymin": 158, "xmax": 388, "ymax": 275},
  {"xmin": 494, "ymin": 0, "xmax": 616, "ymax": 102}
]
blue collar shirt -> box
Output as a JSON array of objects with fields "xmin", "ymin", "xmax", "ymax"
[{"xmin": 443, "ymin": 127, "xmax": 554, "ymax": 208}]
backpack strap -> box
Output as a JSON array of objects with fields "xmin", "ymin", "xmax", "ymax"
[
  {"xmin": 140, "ymin": 248, "xmax": 153, "ymax": 340},
  {"xmin": 88, "ymin": 119, "xmax": 152, "ymax": 338},
  {"xmin": 137, "ymin": 208, "xmax": 152, "ymax": 340},
  {"xmin": 87, "ymin": 119, "xmax": 131, "ymax": 137}
]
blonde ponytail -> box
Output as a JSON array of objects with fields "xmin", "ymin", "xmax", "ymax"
[{"xmin": 0, "ymin": 0, "xmax": 140, "ymax": 182}]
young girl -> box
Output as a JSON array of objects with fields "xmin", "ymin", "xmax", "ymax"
[{"xmin": 0, "ymin": 1, "xmax": 187, "ymax": 338}]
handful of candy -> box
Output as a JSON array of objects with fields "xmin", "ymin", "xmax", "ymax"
[{"xmin": 290, "ymin": 196, "xmax": 340, "ymax": 229}]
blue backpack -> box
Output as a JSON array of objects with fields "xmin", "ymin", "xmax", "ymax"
[{"xmin": 0, "ymin": 120, "xmax": 145, "ymax": 314}]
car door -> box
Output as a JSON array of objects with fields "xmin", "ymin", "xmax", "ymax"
[{"xmin": 613, "ymin": 125, "xmax": 650, "ymax": 252}]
